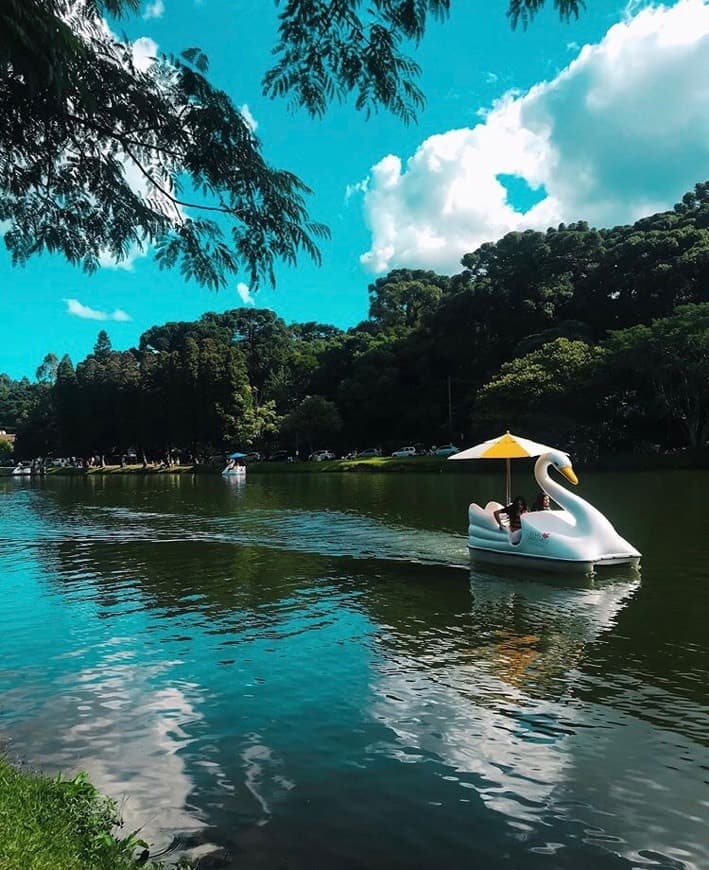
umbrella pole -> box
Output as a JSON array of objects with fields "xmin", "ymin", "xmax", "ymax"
[{"xmin": 506, "ymin": 458, "xmax": 511, "ymax": 506}]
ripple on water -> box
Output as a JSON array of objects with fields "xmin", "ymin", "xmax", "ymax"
[{"xmin": 1, "ymin": 478, "xmax": 708, "ymax": 869}]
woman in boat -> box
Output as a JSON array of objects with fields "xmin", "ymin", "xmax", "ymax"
[
  {"xmin": 532, "ymin": 492, "xmax": 551, "ymax": 511},
  {"xmin": 494, "ymin": 496, "xmax": 528, "ymax": 542}
]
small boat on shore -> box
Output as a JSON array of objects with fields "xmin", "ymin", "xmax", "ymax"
[{"xmin": 3, "ymin": 463, "xmax": 32, "ymax": 476}]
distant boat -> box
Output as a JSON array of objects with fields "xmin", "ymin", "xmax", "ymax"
[{"xmin": 222, "ymin": 464, "xmax": 246, "ymax": 477}]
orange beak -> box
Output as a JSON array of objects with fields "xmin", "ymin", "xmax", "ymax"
[{"xmin": 560, "ymin": 464, "xmax": 578, "ymax": 485}]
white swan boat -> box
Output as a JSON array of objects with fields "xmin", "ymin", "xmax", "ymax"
[
  {"xmin": 465, "ymin": 449, "xmax": 641, "ymax": 573},
  {"xmin": 222, "ymin": 465, "xmax": 246, "ymax": 477}
]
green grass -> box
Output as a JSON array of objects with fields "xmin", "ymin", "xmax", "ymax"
[
  {"xmin": 0, "ymin": 760, "xmax": 181, "ymax": 869},
  {"xmin": 41, "ymin": 448, "xmax": 709, "ymax": 478},
  {"xmin": 247, "ymin": 456, "xmax": 454, "ymax": 473}
]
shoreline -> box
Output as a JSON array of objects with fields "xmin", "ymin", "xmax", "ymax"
[
  {"xmin": 5, "ymin": 448, "xmax": 709, "ymax": 478},
  {"xmin": 4, "ymin": 448, "xmax": 707, "ymax": 478},
  {"xmin": 0, "ymin": 447, "xmax": 709, "ymax": 479},
  {"xmin": 0, "ymin": 757, "xmax": 172, "ymax": 869}
]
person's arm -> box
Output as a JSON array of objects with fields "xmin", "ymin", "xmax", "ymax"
[{"xmin": 493, "ymin": 508, "xmax": 506, "ymax": 531}]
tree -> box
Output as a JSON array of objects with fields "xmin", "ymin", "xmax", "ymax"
[
  {"xmin": 281, "ymin": 395, "xmax": 342, "ymax": 454},
  {"xmin": 474, "ymin": 338, "xmax": 601, "ymax": 445},
  {"xmin": 603, "ymin": 304, "xmax": 709, "ymax": 449},
  {"xmin": 2, "ymin": 0, "xmax": 584, "ymax": 287},
  {"xmin": 1, "ymin": 0, "xmax": 328, "ymax": 289},
  {"xmin": 93, "ymin": 330, "xmax": 112, "ymax": 358},
  {"xmin": 368, "ymin": 269, "xmax": 450, "ymax": 333},
  {"xmin": 0, "ymin": 437, "xmax": 13, "ymax": 459},
  {"xmin": 54, "ymin": 354, "xmax": 80, "ymax": 453},
  {"xmin": 203, "ymin": 308, "xmax": 292, "ymax": 396},
  {"xmin": 35, "ymin": 352, "xmax": 59, "ymax": 384},
  {"xmin": 266, "ymin": 1, "xmax": 584, "ymax": 123}
]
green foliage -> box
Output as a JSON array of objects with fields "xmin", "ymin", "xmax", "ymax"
[
  {"xmin": 1, "ymin": 0, "xmax": 590, "ymax": 288},
  {"xmin": 0, "ymin": 0, "xmax": 328, "ymax": 288},
  {"xmin": 368, "ymin": 269, "xmax": 450, "ymax": 333},
  {"xmin": 93, "ymin": 330, "xmax": 112, "ymax": 359},
  {"xmin": 0, "ymin": 437, "xmax": 13, "ymax": 458},
  {"xmin": 0, "ymin": 759, "xmax": 170, "ymax": 869},
  {"xmin": 281, "ymin": 395, "xmax": 342, "ymax": 452},
  {"xmin": 239, "ymin": 399, "xmax": 282, "ymax": 449},
  {"xmin": 604, "ymin": 304, "xmax": 709, "ymax": 448},
  {"xmin": 35, "ymin": 353, "xmax": 59, "ymax": 385},
  {"xmin": 507, "ymin": 0, "xmax": 584, "ymax": 29},
  {"xmin": 265, "ymin": 1, "xmax": 585, "ymax": 122},
  {"xmin": 475, "ymin": 337, "xmax": 601, "ymax": 443},
  {"xmin": 3, "ymin": 183, "xmax": 708, "ymax": 459}
]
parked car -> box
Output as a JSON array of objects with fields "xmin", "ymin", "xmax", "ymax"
[
  {"xmin": 266, "ymin": 450, "xmax": 292, "ymax": 462},
  {"xmin": 355, "ymin": 448, "xmax": 381, "ymax": 458},
  {"xmin": 309, "ymin": 450, "xmax": 336, "ymax": 461},
  {"xmin": 433, "ymin": 444, "xmax": 460, "ymax": 457},
  {"xmin": 391, "ymin": 446, "xmax": 416, "ymax": 458},
  {"xmin": 243, "ymin": 451, "xmax": 262, "ymax": 462}
]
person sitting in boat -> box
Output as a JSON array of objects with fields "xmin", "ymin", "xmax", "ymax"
[
  {"xmin": 532, "ymin": 492, "xmax": 551, "ymax": 511},
  {"xmin": 494, "ymin": 496, "xmax": 528, "ymax": 542}
]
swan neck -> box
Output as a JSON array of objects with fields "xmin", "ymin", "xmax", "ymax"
[{"xmin": 535, "ymin": 455, "xmax": 592, "ymax": 528}]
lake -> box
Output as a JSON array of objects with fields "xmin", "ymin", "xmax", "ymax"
[{"xmin": 0, "ymin": 471, "xmax": 707, "ymax": 869}]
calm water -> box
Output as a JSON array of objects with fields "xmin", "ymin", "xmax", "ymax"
[{"xmin": 0, "ymin": 471, "xmax": 707, "ymax": 869}]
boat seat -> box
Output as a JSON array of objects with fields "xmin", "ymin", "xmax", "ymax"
[{"xmin": 469, "ymin": 502, "xmax": 506, "ymax": 529}]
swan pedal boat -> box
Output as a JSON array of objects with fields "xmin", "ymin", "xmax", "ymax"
[
  {"xmin": 467, "ymin": 450, "xmax": 641, "ymax": 573},
  {"xmin": 222, "ymin": 466, "xmax": 246, "ymax": 477}
]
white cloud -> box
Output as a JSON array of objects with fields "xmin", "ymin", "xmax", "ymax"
[
  {"xmin": 64, "ymin": 299, "xmax": 133, "ymax": 322},
  {"xmin": 239, "ymin": 104, "xmax": 258, "ymax": 132},
  {"xmin": 97, "ymin": 246, "xmax": 142, "ymax": 271},
  {"xmin": 132, "ymin": 35, "xmax": 158, "ymax": 71},
  {"xmin": 143, "ymin": 0, "xmax": 165, "ymax": 19},
  {"xmin": 356, "ymin": 0, "xmax": 709, "ymax": 274},
  {"xmin": 345, "ymin": 179, "xmax": 368, "ymax": 202},
  {"xmin": 236, "ymin": 282, "xmax": 255, "ymax": 305}
]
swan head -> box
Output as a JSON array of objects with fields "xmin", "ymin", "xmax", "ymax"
[{"xmin": 544, "ymin": 449, "xmax": 578, "ymax": 485}]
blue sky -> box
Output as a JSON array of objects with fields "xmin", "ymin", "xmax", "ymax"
[{"xmin": 2, "ymin": 0, "xmax": 708, "ymax": 379}]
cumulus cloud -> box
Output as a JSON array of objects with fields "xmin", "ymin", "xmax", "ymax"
[
  {"xmin": 132, "ymin": 35, "xmax": 158, "ymax": 71},
  {"xmin": 64, "ymin": 299, "xmax": 132, "ymax": 322},
  {"xmin": 356, "ymin": 0, "xmax": 709, "ymax": 274},
  {"xmin": 143, "ymin": 0, "xmax": 165, "ymax": 19},
  {"xmin": 236, "ymin": 282, "xmax": 255, "ymax": 305}
]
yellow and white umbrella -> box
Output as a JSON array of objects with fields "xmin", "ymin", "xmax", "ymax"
[{"xmin": 448, "ymin": 431, "xmax": 562, "ymax": 505}]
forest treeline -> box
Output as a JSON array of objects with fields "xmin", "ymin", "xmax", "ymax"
[{"xmin": 2, "ymin": 181, "xmax": 708, "ymax": 461}]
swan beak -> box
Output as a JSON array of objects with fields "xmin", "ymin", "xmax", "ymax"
[{"xmin": 560, "ymin": 464, "xmax": 578, "ymax": 485}]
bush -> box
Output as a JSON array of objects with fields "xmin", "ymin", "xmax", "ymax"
[{"xmin": 0, "ymin": 760, "xmax": 182, "ymax": 869}]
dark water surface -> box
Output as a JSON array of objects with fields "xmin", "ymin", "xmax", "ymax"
[{"xmin": 1, "ymin": 471, "xmax": 707, "ymax": 869}]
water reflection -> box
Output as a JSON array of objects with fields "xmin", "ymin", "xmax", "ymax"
[
  {"xmin": 467, "ymin": 567, "xmax": 641, "ymax": 695},
  {"xmin": 1, "ymin": 475, "xmax": 708, "ymax": 869},
  {"xmin": 367, "ymin": 565, "xmax": 706, "ymax": 868}
]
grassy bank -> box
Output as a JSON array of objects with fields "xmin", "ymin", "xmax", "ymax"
[
  {"xmin": 36, "ymin": 448, "xmax": 709, "ymax": 477},
  {"xmin": 0, "ymin": 759, "xmax": 176, "ymax": 869}
]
